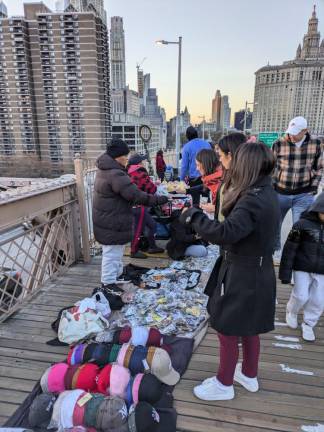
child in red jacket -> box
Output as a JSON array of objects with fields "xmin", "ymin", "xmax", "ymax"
[{"xmin": 128, "ymin": 154, "xmax": 164, "ymax": 258}]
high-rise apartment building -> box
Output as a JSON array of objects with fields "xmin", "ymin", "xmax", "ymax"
[
  {"xmin": 252, "ymin": 7, "xmax": 324, "ymax": 135},
  {"xmin": 0, "ymin": 1, "xmax": 7, "ymax": 19},
  {"xmin": 211, "ymin": 90, "xmax": 222, "ymax": 129},
  {"xmin": 57, "ymin": 1, "xmax": 106, "ymax": 23},
  {"xmin": 220, "ymin": 95, "xmax": 231, "ymax": 130},
  {"xmin": 110, "ymin": 16, "xmax": 126, "ymax": 90},
  {"xmin": 0, "ymin": 2, "xmax": 111, "ymax": 177}
]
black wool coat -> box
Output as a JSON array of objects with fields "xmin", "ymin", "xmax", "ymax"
[
  {"xmin": 180, "ymin": 176, "xmax": 280, "ymax": 336},
  {"xmin": 92, "ymin": 154, "xmax": 163, "ymax": 245},
  {"xmin": 279, "ymin": 212, "xmax": 324, "ymax": 282}
]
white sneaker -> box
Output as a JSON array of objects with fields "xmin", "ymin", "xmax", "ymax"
[
  {"xmin": 286, "ymin": 311, "xmax": 298, "ymax": 329},
  {"xmin": 302, "ymin": 323, "xmax": 315, "ymax": 342},
  {"xmin": 234, "ymin": 363, "xmax": 259, "ymax": 392},
  {"xmin": 193, "ymin": 377, "xmax": 234, "ymax": 401},
  {"xmin": 273, "ymin": 250, "xmax": 282, "ymax": 266}
]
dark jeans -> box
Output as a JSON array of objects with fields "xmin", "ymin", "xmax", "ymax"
[
  {"xmin": 188, "ymin": 177, "xmax": 203, "ymax": 206},
  {"xmin": 217, "ymin": 333, "xmax": 260, "ymax": 386},
  {"xmin": 131, "ymin": 207, "xmax": 157, "ymax": 253}
]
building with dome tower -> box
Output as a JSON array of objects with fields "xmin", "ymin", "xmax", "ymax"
[{"xmin": 252, "ymin": 6, "xmax": 324, "ymax": 136}]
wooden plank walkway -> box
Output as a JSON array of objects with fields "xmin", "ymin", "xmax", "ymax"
[{"xmin": 0, "ymin": 256, "xmax": 323, "ymax": 431}]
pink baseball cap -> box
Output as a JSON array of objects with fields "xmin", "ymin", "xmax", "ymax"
[
  {"xmin": 131, "ymin": 373, "xmax": 143, "ymax": 404},
  {"xmin": 117, "ymin": 343, "xmax": 129, "ymax": 367},
  {"xmin": 109, "ymin": 364, "xmax": 130, "ymax": 399}
]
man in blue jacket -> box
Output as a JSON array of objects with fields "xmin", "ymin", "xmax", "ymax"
[{"xmin": 180, "ymin": 126, "xmax": 211, "ymax": 205}]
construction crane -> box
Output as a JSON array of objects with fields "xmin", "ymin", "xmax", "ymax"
[{"xmin": 136, "ymin": 57, "xmax": 147, "ymax": 71}]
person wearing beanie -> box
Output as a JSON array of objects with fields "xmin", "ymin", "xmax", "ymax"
[
  {"xmin": 180, "ymin": 126, "xmax": 211, "ymax": 206},
  {"xmin": 128, "ymin": 153, "xmax": 164, "ymax": 258},
  {"xmin": 93, "ymin": 139, "xmax": 168, "ymax": 294}
]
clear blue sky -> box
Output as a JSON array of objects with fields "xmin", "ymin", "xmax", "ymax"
[{"xmin": 9, "ymin": 0, "xmax": 324, "ymax": 122}]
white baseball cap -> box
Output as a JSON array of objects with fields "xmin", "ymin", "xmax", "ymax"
[{"xmin": 286, "ymin": 117, "xmax": 308, "ymax": 135}]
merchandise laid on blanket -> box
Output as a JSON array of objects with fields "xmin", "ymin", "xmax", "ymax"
[{"xmin": 7, "ymin": 200, "xmax": 219, "ymax": 432}]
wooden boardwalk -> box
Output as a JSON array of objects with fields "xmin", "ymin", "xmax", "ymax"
[{"xmin": 0, "ymin": 256, "xmax": 323, "ymax": 431}]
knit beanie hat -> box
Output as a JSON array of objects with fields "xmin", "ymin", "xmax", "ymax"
[
  {"xmin": 107, "ymin": 139, "xmax": 130, "ymax": 159},
  {"xmin": 128, "ymin": 402, "xmax": 160, "ymax": 432},
  {"xmin": 28, "ymin": 394, "xmax": 57, "ymax": 428}
]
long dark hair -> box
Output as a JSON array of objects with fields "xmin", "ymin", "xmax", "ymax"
[
  {"xmin": 196, "ymin": 149, "xmax": 220, "ymax": 176},
  {"xmin": 222, "ymin": 142, "xmax": 275, "ymax": 217},
  {"xmin": 217, "ymin": 132, "xmax": 247, "ymax": 156}
]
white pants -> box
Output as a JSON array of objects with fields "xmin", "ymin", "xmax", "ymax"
[
  {"xmin": 287, "ymin": 271, "xmax": 324, "ymax": 328},
  {"xmin": 101, "ymin": 245, "xmax": 125, "ymax": 285}
]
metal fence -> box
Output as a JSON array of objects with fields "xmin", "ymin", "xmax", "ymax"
[
  {"xmin": 74, "ymin": 156, "xmax": 101, "ymax": 257},
  {"xmin": 0, "ymin": 183, "xmax": 79, "ymax": 322}
]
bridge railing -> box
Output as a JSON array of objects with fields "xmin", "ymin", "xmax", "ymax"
[{"xmin": 0, "ymin": 180, "xmax": 82, "ymax": 322}]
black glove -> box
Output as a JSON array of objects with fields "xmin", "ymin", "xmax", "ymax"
[{"xmin": 157, "ymin": 195, "xmax": 169, "ymax": 205}]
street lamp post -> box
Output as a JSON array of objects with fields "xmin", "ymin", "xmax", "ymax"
[{"xmin": 156, "ymin": 37, "xmax": 182, "ymax": 173}]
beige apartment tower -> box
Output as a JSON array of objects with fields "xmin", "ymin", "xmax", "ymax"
[{"xmin": 0, "ymin": 2, "xmax": 111, "ymax": 177}]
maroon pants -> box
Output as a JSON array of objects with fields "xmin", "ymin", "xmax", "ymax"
[{"xmin": 217, "ymin": 333, "xmax": 260, "ymax": 386}]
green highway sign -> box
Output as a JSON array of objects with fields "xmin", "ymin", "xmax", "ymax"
[{"xmin": 258, "ymin": 132, "xmax": 280, "ymax": 148}]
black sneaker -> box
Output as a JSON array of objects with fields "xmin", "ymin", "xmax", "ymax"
[
  {"xmin": 130, "ymin": 251, "xmax": 148, "ymax": 259},
  {"xmin": 93, "ymin": 284, "xmax": 124, "ymax": 310},
  {"xmin": 116, "ymin": 275, "xmax": 131, "ymax": 284},
  {"xmin": 147, "ymin": 247, "xmax": 164, "ymax": 254}
]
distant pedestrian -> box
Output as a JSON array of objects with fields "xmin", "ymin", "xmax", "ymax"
[
  {"xmin": 180, "ymin": 126, "xmax": 211, "ymax": 205},
  {"xmin": 155, "ymin": 150, "xmax": 166, "ymax": 181},
  {"xmin": 128, "ymin": 153, "xmax": 165, "ymax": 258},
  {"xmin": 181, "ymin": 143, "xmax": 280, "ymax": 401},
  {"xmin": 164, "ymin": 165, "xmax": 174, "ymax": 182},
  {"xmin": 272, "ymin": 116, "xmax": 323, "ymax": 264},
  {"xmin": 92, "ymin": 140, "xmax": 168, "ymax": 291},
  {"xmin": 279, "ymin": 192, "xmax": 324, "ymax": 342}
]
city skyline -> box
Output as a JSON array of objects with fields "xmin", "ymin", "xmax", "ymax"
[{"xmin": 8, "ymin": 0, "xmax": 324, "ymax": 123}]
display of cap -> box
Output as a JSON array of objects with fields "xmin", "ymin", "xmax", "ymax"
[
  {"xmin": 286, "ymin": 116, "xmax": 308, "ymax": 135},
  {"xmin": 83, "ymin": 343, "xmax": 111, "ymax": 367},
  {"xmin": 73, "ymin": 364, "xmax": 99, "ymax": 392},
  {"xmin": 131, "ymin": 326, "xmax": 149, "ymax": 346},
  {"xmin": 40, "ymin": 366, "xmax": 51, "ymax": 393},
  {"xmin": 112, "ymin": 329, "xmax": 122, "ymax": 345},
  {"xmin": 150, "ymin": 348, "xmax": 180, "ymax": 385},
  {"xmin": 117, "ymin": 343, "xmax": 129, "ymax": 367},
  {"xmin": 110, "ymin": 364, "xmax": 131, "ymax": 399},
  {"xmin": 120, "ymin": 326, "xmax": 132, "ymax": 344},
  {"xmin": 97, "ymin": 364, "xmax": 113, "ymax": 395},
  {"xmin": 47, "ymin": 362, "xmax": 69, "ymax": 394},
  {"xmin": 84, "ymin": 393, "xmax": 105, "ymax": 428},
  {"xmin": 28, "ymin": 393, "xmax": 57, "ymax": 428},
  {"xmin": 108, "ymin": 344, "xmax": 120, "ymax": 363},
  {"xmin": 73, "ymin": 391, "xmax": 88, "ymax": 426},
  {"xmin": 138, "ymin": 374, "xmax": 163, "ymax": 404},
  {"xmin": 96, "ymin": 396, "xmax": 129, "ymax": 432},
  {"xmin": 128, "ymin": 345, "xmax": 149, "ymax": 375},
  {"xmin": 128, "ymin": 153, "xmax": 147, "ymax": 166},
  {"xmin": 50, "ymin": 391, "xmax": 70, "ymax": 431},
  {"xmin": 65, "ymin": 365, "xmax": 80, "ymax": 390},
  {"xmin": 128, "ymin": 402, "xmax": 160, "ymax": 432},
  {"xmin": 60, "ymin": 389, "xmax": 85, "ymax": 430},
  {"xmin": 147, "ymin": 328, "xmax": 163, "ymax": 347}
]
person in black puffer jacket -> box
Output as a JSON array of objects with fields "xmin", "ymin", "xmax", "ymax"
[
  {"xmin": 92, "ymin": 139, "xmax": 168, "ymax": 306},
  {"xmin": 279, "ymin": 192, "xmax": 324, "ymax": 342}
]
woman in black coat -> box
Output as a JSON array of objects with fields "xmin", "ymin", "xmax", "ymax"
[{"xmin": 181, "ymin": 143, "xmax": 280, "ymax": 401}]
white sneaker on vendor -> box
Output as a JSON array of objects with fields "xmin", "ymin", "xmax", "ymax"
[
  {"xmin": 286, "ymin": 311, "xmax": 298, "ymax": 329},
  {"xmin": 193, "ymin": 376, "xmax": 234, "ymax": 401},
  {"xmin": 234, "ymin": 363, "xmax": 259, "ymax": 392},
  {"xmin": 302, "ymin": 323, "xmax": 315, "ymax": 342}
]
